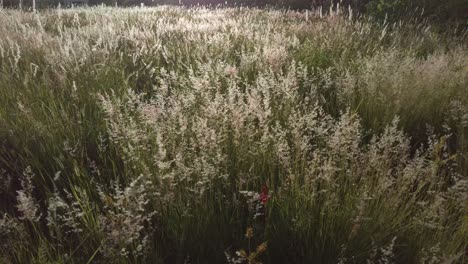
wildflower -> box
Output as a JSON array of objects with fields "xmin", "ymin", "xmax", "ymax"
[
  {"xmin": 237, "ymin": 249, "xmax": 248, "ymax": 258},
  {"xmin": 259, "ymin": 185, "xmax": 269, "ymax": 205},
  {"xmin": 256, "ymin": 242, "xmax": 267, "ymax": 255},
  {"xmin": 224, "ymin": 65, "xmax": 238, "ymax": 77},
  {"xmin": 245, "ymin": 227, "xmax": 254, "ymax": 239}
]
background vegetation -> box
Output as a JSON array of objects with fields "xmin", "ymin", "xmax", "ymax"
[
  {"xmin": 0, "ymin": 5, "xmax": 467, "ymax": 264},
  {"xmin": 2, "ymin": 0, "xmax": 467, "ymax": 22}
]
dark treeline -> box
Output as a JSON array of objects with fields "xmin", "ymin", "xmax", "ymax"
[{"xmin": 1, "ymin": 0, "xmax": 467, "ymax": 22}]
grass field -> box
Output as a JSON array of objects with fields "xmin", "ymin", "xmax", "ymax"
[{"xmin": 0, "ymin": 6, "xmax": 467, "ymax": 263}]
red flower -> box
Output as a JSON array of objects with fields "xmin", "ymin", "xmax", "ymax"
[{"xmin": 260, "ymin": 184, "xmax": 269, "ymax": 205}]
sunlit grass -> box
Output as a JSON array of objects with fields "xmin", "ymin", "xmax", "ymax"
[{"xmin": 0, "ymin": 6, "xmax": 467, "ymax": 263}]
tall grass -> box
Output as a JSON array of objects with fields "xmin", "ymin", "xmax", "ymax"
[{"xmin": 0, "ymin": 6, "xmax": 467, "ymax": 263}]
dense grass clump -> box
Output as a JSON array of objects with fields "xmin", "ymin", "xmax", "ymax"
[{"xmin": 0, "ymin": 6, "xmax": 467, "ymax": 264}]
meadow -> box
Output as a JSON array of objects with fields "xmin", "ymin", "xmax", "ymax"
[{"xmin": 0, "ymin": 6, "xmax": 467, "ymax": 263}]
